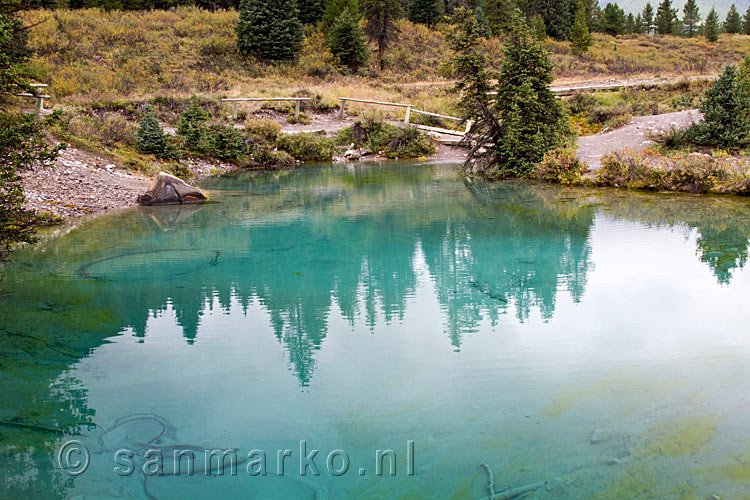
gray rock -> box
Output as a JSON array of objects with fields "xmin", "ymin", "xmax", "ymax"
[{"xmin": 137, "ymin": 172, "xmax": 208, "ymax": 206}]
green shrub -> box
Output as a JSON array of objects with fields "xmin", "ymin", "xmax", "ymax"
[
  {"xmin": 245, "ymin": 118, "xmax": 281, "ymax": 142},
  {"xmin": 211, "ymin": 124, "xmax": 246, "ymax": 160},
  {"xmin": 277, "ymin": 131, "xmax": 335, "ymax": 161},
  {"xmin": 248, "ymin": 143, "xmax": 296, "ymax": 168},
  {"xmin": 535, "ymin": 146, "xmax": 588, "ymax": 184},
  {"xmin": 382, "ymin": 126, "xmax": 435, "ymax": 158},
  {"xmin": 691, "ymin": 65, "xmax": 750, "ymax": 149},
  {"xmin": 136, "ymin": 104, "xmax": 166, "ymax": 155},
  {"xmin": 177, "ymin": 97, "xmax": 210, "ymax": 151},
  {"xmin": 327, "ymin": 7, "xmax": 369, "ymax": 72},
  {"xmin": 336, "ymin": 117, "xmax": 435, "ymax": 158}
]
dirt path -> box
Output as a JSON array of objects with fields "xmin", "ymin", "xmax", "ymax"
[{"xmin": 576, "ymin": 109, "xmax": 703, "ymax": 169}]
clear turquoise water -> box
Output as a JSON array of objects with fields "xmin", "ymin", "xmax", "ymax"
[{"xmin": 2, "ymin": 162, "xmax": 750, "ymax": 499}]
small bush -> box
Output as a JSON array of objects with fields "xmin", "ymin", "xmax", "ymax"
[
  {"xmin": 298, "ymin": 32, "xmax": 339, "ymax": 78},
  {"xmin": 136, "ymin": 104, "xmax": 166, "ymax": 155},
  {"xmin": 177, "ymin": 97, "xmax": 210, "ymax": 151},
  {"xmin": 277, "ymin": 132, "xmax": 334, "ymax": 162},
  {"xmin": 247, "ymin": 143, "xmax": 296, "ymax": 169},
  {"xmin": 535, "ymin": 146, "xmax": 588, "ymax": 184},
  {"xmin": 383, "ymin": 126, "xmax": 435, "ymax": 158},
  {"xmin": 211, "ymin": 124, "xmax": 246, "ymax": 160},
  {"xmin": 336, "ymin": 117, "xmax": 435, "ymax": 158},
  {"xmin": 245, "ymin": 118, "xmax": 281, "ymax": 142}
]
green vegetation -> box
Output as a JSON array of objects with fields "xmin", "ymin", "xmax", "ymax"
[
  {"xmin": 236, "ymin": 0, "xmax": 303, "ymax": 61},
  {"xmin": 705, "ymin": 7, "xmax": 720, "ymax": 41},
  {"xmin": 457, "ymin": 13, "xmax": 571, "ymax": 178},
  {"xmin": 570, "ymin": 0, "xmax": 593, "ymax": 55},
  {"xmin": 724, "ymin": 3, "xmax": 742, "ymax": 33},
  {"xmin": 135, "ymin": 104, "xmax": 166, "ymax": 155},
  {"xmin": 335, "ymin": 116, "xmax": 435, "ymax": 158},
  {"xmin": 362, "ymin": 0, "xmax": 400, "ymax": 70},
  {"xmin": 327, "ymin": 7, "xmax": 369, "ymax": 72}
]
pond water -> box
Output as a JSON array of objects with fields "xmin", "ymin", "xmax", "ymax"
[{"xmin": 2, "ymin": 161, "xmax": 750, "ymax": 499}]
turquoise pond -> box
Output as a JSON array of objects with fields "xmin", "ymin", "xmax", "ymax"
[{"xmin": 3, "ymin": 161, "xmax": 750, "ymax": 499}]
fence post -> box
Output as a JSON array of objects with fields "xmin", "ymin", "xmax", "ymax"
[
  {"xmin": 404, "ymin": 105, "xmax": 411, "ymax": 124},
  {"xmin": 295, "ymin": 100, "xmax": 301, "ymax": 120},
  {"xmin": 232, "ymin": 102, "xmax": 238, "ymax": 120},
  {"xmin": 464, "ymin": 120, "xmax": 473, "ymax": 134},
  {"xmin": 338, "ymin": 99, "xmax": 346, "ymax": 118},
  {"xmin": 35, "ymin": 96, "xmax": 44, "ymax": 116}
]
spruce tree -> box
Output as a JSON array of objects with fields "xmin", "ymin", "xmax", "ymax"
[
  {"xmin": 581, "ymin": 0, "xmax": 601, "ymax": 32},
  {"xmin": 298, "ymin": 0, "xmax": 325, "ymax": 24},
  {"xmin": 321, "ymin": 0, "xmax": 358, "ymax": 33},
  {"xmin": 655, "ymin": 0, "xmax": 676, "ymax": 35},
  {"xmin": 693, "ymin": 64, "xmax": 750, "ymax": 148},
  {"xmin": 642, "ymin": 2, "xmax": 654, "ymax": 34},
  {"xmin": 408, "ymin": 0, "xmax": 440, "ymax": 25},
  {"xmin": 704, "ymin": 7, "xmax": 719, "ymax": 42},
  {"xmin": 570, "ymin": 0, "xmax": 592, "ymax": 55},
  {"xmin": 681, "ymin": 0, "xmax": 699, "ymax": 37},
  {"xmin": 625, "ymin": 12, "xmax": 635, "ymax": 34},
  {"xmin": 474, "ymin": 4, "xmax": 492, "ymax": 37},
  {"xmin": 531, "ymin": 13, "xmax": 547, "ymax": 40},
  {"xmin": 136, "ymin": 105, "xmax": 166, "ymax": 156},
  {"xmin": 177, "ymin": 97, "xmax": 210, "ymax": 151},
  {"xmin": 327, "ymin": 7, "xmax": 369, "ymax": 71},
  {"xmin": 362, "ymin": 0, "xmax": 400, "ymax": 70},
  {"xmin": 236, "ymin": 0, "xmax": 304, "ymax": 61},
  {"xmin": 634, "ymin": 13, "xmax": 645, "ymax": 33},
  {"xmin": 482, "ymin": 0, "xmax": 515, "ymax": 34},
  {"xmin": 533, "ymin": 0, "xmax": 572, "ymax": 41},
  {"xmin": 601, "ymin": 2, "xmax": 625, "ymax": 36},
  {"xmin": 744, "ymin": 6, "xmax": 750, "ymax": 35},
  {"xmin": 724, "ymin": 4, "xmax": 742, "ymax": 34}
]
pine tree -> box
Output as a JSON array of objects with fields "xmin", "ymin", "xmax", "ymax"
[
  {"xmin": 625, "ymin": 12, "xmax": 635, "ymax": 34},
  {"xmin": 704, "ymin": 7, "xmax": 719, "ymax": 42},
  {"xmin": 601, "ymin": 2, "xmax": 625, "ymax": 36},
  {"xmin": 408, "ymin": 0, "xmax": 440, "ymax": 25},
  {"xmin": 298, "ymin": 0, "xmax": 325, "ymax": 24},
  {"xmin": 482, "ymin": 0, "xmax": 515, "ymax": 34},
  {"xmin": 681, "ymin": 0, "xmax": 699, "ymax": 37},
  {"xmin": 634, "ymin": 13, "xmax": 645, "ymax": 33},
  {"xmin": 136, "ymin": 105, "xmax": 166, "ymax": 155},
  {"xmin": 327, "ymin": 7, "xmax": 369, "ymax": 71},
  {"xmin": 655, "ymin": 0, "xmax": 677, "ymax": 35},
  {"xmin": 744, "ymin": 6, "xmax": 750, "ymax": 35},
  {"xmin": 570, "ymin": 0, "xmax": 592, "ymax": 55},
  {"xmin": 724, "ymin": 3, "xmax": 742, "ymax": 34},
  {"xmin": 236, "ymin": 0, "xmax": 304, "ymax": 61},
  {"xmin": 533, "ymin": 0, "xmax": 572, "ymax": 41},
  {"xmin": 693, "ymin": 64, "xmax": 750, "ymax": 148},
  {"xmin": 177, "ymin": 97, "xmax": 210, "ymax": 151},
  {"xmin": 531, "ymin": 13, "xmax": 547, "ymax": 40},
  {"xmin": 642, "ymin": 2, "xmax": 654, "ymax": 34},
  {"xmin": 362, "ymin": 0, "xmax": 400, "ymax": 70},
  {"xmin": 321, "ymin": 0, "xmax": 358, "ymax": 32},
  {"xmin": 581, "ymin": 0, "xmax": 601, "ymax": 32},
  {"xmin": 474, "ymin": 4, "xmax": 492, "ymax": 37}
]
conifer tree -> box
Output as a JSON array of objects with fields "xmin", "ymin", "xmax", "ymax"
[
  {"xmin": 327, "ymin": 7, "xmax": 369, "ymax": 71},
  {"xmin": 655, "ymin": 0, "xmax": 677, "ymax": 35},
  {"xmin": 482, "ymin": 0, "xmax": 515, "ymax": 34},
  {"xmin": 724, "ymin": 3, "xmax": 742, "ymax": 34},
  {"xmin": 531, "ymin": 13, "xmax": 547, "ymax": 40},
  {"xmin": 474, "ymin": 4, "xmax": 492, "ymax": 37},
  {"xmin": 601, "ymin": 2, "xmax": 625, "ymax": 36},
  {"xmin": 634, "ymin": 13, "xmax": 645, "ymax": 33},
  {"xmin": 362, "ymin": 0, "xmax": 400, "ymax": 70},
  {"xmin": 581, "ymin": 0, "xmax": 601, "ymax": 31},
  {"xmin": 693, "ymin": 65, "xmax": 750, "ymax": 148},
  {"xmin": 236, "ymin": 0, "xmax": 304, "ymax": 61},
  {"xmin": 681, "ymin": 0, "xmax": 699, "ymax": 37},
  {"xmin": 744, "ymin": 6, "xmax": 750, "ymax": 35},
  {"xmin": 298, "ymin": 0, "xmax": 325, "ymax": 24},
  {"xmin": 625, "ymin": 12, "xmax": 635, "ymax": 33},
  {"xmin": 533, "ymin": 0, "xmax": 572, "ymax": 40},
  {"xmin": 642, "ymin": 2, "xmax": 654, "ymax": 34},
  {"xmin": 136, "ymin": 105, "xmax": 166, "ymax": 155},
  {"xmin": 321, "ymin": 0, "xmax": 358, "ymax": 32},
  {"xmin": 408, "ymin": 0, "xmax": 441, "ymax": 25},
  {"xmin": 570, "ymin": 0, "xmax": 592, "ymax": 55},
  {"xmin": 704, "ymin": 7, "xmax": 719, "ymax": 42}
]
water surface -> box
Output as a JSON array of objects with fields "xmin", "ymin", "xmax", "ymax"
[{"xmin": 2, "ymin": 162, "xmax": 750, "ymax": 499}]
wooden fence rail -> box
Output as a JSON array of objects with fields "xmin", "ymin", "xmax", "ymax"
[
  {"xmin": 222, "ymin": 97, "xmax": 311, "ymax": 120},
  {"xmin": 5, "ymin": 83, "xmax": 50, "ymax": 116}
]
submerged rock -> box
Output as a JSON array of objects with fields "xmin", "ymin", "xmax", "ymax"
[{"xmin": 137, "ymin": 172, "xmax": 208, "ymax": 206}]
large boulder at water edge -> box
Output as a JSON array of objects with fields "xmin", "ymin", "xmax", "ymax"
[{"xmin": 137, "ymin": 172, "xmax": 208, "ymax": 206}]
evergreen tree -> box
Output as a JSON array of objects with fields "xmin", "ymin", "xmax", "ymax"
[
  {"xmin": 625, "ymin": 12, "xmax": 635, "ymax": 34},
  {"xmin": 642, "ymin": 2, "xmax": 654, "ymax": 34},
  {"xmin": 236, "ymin": 0, "xmax": 304, "ymax": 61},
  {"xmin": 136, "ymin": 105, "xmax": 166, "ymax": 155},
  {"xmin": 704, "ymin": 7, "xmax": 719, "ymax": 42},
  {"xmin": 458, "ymin": 12, "xmax": 571, "ymax": 178},
  {"xmin": 581, "ymin": 0, "xmax": 601, "ymax": 31},
  {"xmin": 724, "ymin": 3, "xmax": 742, "ymax": 34},
  {"xmin": 408, "ymin": 0, "xmax": 440, "ymax": 25},
  {"xmin": 531, "ymin": 13, "xmax": 547, "ymax": 40},
  {"xmin": 327, "ymin": 7, "xmax": 369, "ymax": 71},
  {"xmin": 177, "ymin": 97, "xmax": 210, "ymax": 151},
  {"xmin": 570, "ymin": 0, "xmax": 592, "ymax": 54},
  {"xmin": 321, "ymin": 0, "xmax": 358, "ymax": 33},
  {"xmin": 681, "ymin": 0, "xmax": 699, "ymax": 37},
  {"xmin": 744, "ymin": 6, "xmax": 750, "ymax": 35},
  {"xmin": 601, "ymin": 2, "xmax": 625, "ymax": 36},
  {"xmin": 634, "ymin": 12, "xmax": 645, "ymax": 33},
  {"xmin": 693, "ymin": 64, "xmax": 750, "ymax": 148},
  {"xmin": 362, "ymin": 0, "xmax": 400, "ymax": 70},
  {"xmin": 533, "ymin": 0, "xmax": 573, "ymax": 40},
  {"xmin": 655, "ymin": 0, "xmax": 677, "ymax": 35},
  {"xmin": 474, "ymin": 4, "xmax": 492, "ymax": 37},
  {"xmin": 298, "ymin": 0, "xmax": 325, "ymax": 24},
  {"xmin": 482, "ymin": 0, "xmax": 515, "ymax": 34}
]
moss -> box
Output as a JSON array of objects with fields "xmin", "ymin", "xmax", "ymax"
[{"xmin": 641, "ymin": 414, "xmax": 721, "ymax": 457}]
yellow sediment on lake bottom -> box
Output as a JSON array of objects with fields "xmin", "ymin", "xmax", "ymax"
[{"xmin": 641, "ymin": 414, "xmax": 721, "ymax": 458}]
